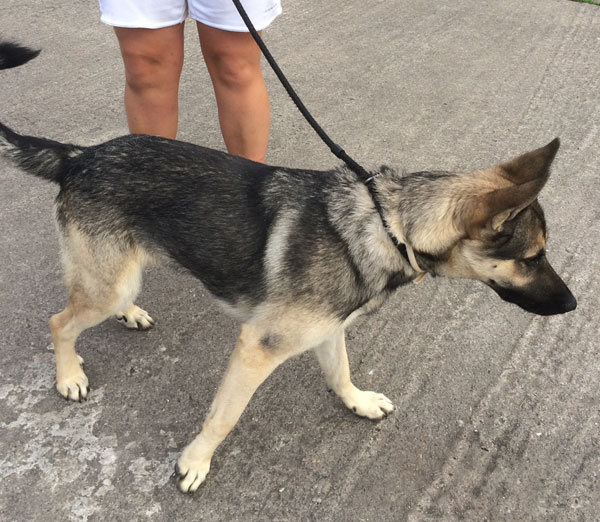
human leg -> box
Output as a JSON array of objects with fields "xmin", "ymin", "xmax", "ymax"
[
  {"xmin": 196, "ymin": 22, "xmax": 270, "ymax": 162},
  {"xmin": 114, "ymin": 24, "xmax": 185, "ymax": 138}
]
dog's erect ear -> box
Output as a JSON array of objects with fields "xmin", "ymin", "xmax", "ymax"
[
  {"xmin": 467, "ymin": 138, "xmax": 560, "ymax": 235},
  {"xmin": 497, "ymin": 137, "xmax": 560, "ymax": 185}
]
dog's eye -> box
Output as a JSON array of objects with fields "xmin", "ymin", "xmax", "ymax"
[{"xmin": 522, "ymin": 252, "xmax": 545, "ymax": 268}]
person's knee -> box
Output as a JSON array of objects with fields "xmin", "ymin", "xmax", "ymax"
[
  {"xmin": 208, "ymin": 52, "xmax": 262, "ymax": 91},
  {"xmin": 122, "ymin": 49, "xmax": 183, "ymax": 93}
]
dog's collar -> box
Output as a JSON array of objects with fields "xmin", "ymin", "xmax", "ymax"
[{"xmin": 363, "ymin": 177, "xmax": 428, "ymax": 283}]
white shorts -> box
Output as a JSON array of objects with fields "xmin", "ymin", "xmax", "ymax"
[{"xmin": 99, "ymin": 0, "xmax": 282, "ymax": 32}]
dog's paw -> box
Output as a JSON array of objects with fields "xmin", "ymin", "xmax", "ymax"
[
  {"xmin": 116, "ymin": 305, "xmax": 155, "ymax": 330},
  {"xmin": 345, "ymin": 389, "xmax": 394, "ymax": 420},
  {"xmin": 175, "ymin": 453, "xmax": 211, "ymax": 493},
  {"xmin": 56, "ymin": 356, "xmax": 89, "ymax": 402}
]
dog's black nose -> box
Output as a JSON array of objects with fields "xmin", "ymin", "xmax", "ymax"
[{"xmin": 561, "ymin": 293, "xmax": 577, "ymax": 313}]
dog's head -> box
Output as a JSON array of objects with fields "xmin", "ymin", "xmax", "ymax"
[{"xmin": 406, "ymin": 139, "xmax": 576, "ymax": 315}]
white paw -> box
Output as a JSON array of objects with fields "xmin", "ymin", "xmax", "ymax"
[
  {"xmin": 175, "ymin": 452, "xmax": 211, "ymax": 493},
  {"xmin": 344, "ymin": 389, "xmax": 394, "ymax": 420},
  {"xmin": 116, "ymin": 305, "xmax": 155, "ymax": 330},
  {"xmin": 56, "ymin": 356, "xmax": 89, "ymax": 401}
]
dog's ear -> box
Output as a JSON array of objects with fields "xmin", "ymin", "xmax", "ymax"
[
  {"xmin": 467, "ymin": 138, "xmax": 560, "ymax": 236},
  {"xmin": 497, "ymin": 137, "xmax": 560, "ymax": 185}
]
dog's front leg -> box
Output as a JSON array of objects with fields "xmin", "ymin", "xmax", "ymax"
[
  {"xmin": 313, "ymin": 330, "xmax": 394, "ymax": 420},
  {"xmin": 176, "ymin": 323, "xmax": 288, "ymax": 493}
]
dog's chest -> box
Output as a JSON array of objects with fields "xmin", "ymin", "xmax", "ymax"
[
  {"xmin": 343, "ymin": 292, "xmax": 389, "ymax": 328},
  {"xmin": 343, "ymin": 269, "xmax": 413, "ymax": 328}
]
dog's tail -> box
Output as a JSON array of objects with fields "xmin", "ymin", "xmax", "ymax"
[
  {"xmin": 1, "ymin": 41, "xmax": 85, "ymax": 182},
  {"xmin": 0, "ymin": 122, "xmax": 86, "ymax": 183},
  {"xmin": 0, "ymin": 41, "xmax": 40, "ymax": 70}
]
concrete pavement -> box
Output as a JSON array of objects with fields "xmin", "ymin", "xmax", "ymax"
[{"xmin": 1, "ymin": 0, "xmax": 599, "ymax": 520}]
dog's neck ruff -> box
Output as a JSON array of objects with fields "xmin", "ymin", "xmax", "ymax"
[{"xmin": 363, "ymin": 177, "xmax": 428, "ymax": 283}]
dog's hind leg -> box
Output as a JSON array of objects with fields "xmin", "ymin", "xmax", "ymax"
[
  {"xmin": 175, "ymin": 322, "xmax": 297, "ymax": 493},
  {"xmin": 313, "ymin": 330, "xmax": 394, "ymax": 420},
  {"xmin": 51, "ymin": 228, "xmax": 146, "ymax": 401},
  {"xmin": 50, "ymin": 303, "xmax": 106, "ymax": 401}
]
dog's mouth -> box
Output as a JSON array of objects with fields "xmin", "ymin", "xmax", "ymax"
[{"xmin": 484, "ymin": 279, "xmax": 577, "ymax": 316}]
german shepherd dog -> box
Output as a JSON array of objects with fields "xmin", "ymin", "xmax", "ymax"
[{"xmin": 1, "ymin": 43, "xmax": 576, "ymax": 492}]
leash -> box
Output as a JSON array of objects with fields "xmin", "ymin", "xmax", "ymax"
[
  {"xmin": 230, "ymin": 0, "xmax": 371, "ymax": 182},
  {"xmin": 231, "ymin": 0, "xmax": 427, "ymax": 281}
]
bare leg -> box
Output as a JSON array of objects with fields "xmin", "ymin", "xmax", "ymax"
[
  {"xmin": 197, "ymin": 22, "xmax": 270, "ymax": 162},
  {"xmin": 176, "ymin": 323, "xmax": 292, "ymax": 492},
  {"xmin": 114, "ymin": 24, "xmax": 185, "ymax": 139},
  {"xmin": 313, "ymin": 330, "xmax": 394, "ymax": 419}
]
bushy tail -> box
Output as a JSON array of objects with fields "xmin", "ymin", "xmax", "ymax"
[
  {"xmin": 0, "ymin": 122, "xmax": 85, "ymax": 183},
  {"xmin": 1, "ymin": 41, "xmax": 86, "ymax": 182},
  {"xmin": 0, "ymin": 41, "xmax": 40, "ymax": 70}
]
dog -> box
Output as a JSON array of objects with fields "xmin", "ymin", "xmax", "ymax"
[{"xmin": 1, "ymin": 43, "xmax": 576, "ymax": 493}]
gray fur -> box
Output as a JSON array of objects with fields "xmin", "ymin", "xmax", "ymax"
[{"xmin": 0, "ymin": 124, "xmax": 575, "ymax": 319}]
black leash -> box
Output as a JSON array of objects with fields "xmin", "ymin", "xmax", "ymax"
[
  {"xmin": 231, "ymin": 0, "xmax": 428, "ymax": 280},
  {"xmin": 230, "ymin": 0, "xmax": 373, "ymax": 183}
]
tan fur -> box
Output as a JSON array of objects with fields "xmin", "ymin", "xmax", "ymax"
[
  {"xmin": 51, "ymin": 224, "xmax": 152, "ymax": 400},
  {"xmin": 177, "ymin": 321, "xmax": 393, "ymax": 492},
  {"xmin": 28, "ymin": 137, "xmax": 571, "ymax": 493},
  {"xmin": 527, "ymin": 231, "xmax": 547, "ymax": 257},
  {"xmin": 53, "ymin": 228, "xmax": 396, "ymax": 489}
]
